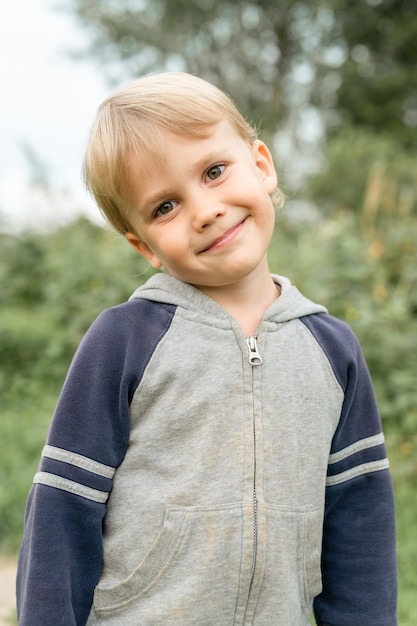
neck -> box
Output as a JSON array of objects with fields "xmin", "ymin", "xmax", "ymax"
[{"xmin": 198, "ymin": 264, "xmax": 280, "ymax": 336}]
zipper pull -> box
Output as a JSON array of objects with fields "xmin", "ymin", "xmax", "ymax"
[{"xmin": 246, "ymin": 335, "xmax": 262, "ymax": 365}]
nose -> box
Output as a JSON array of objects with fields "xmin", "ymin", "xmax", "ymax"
[{"xmin": 190, "ymin": 195, "xmax": 226, "ymax": 232}]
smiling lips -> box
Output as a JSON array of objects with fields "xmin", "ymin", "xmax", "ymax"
[{"xmin": 200, "ymin": 219, "xmax": 246, "ymax": 253}]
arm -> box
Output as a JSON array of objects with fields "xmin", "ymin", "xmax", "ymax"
[
  {"xmin": 315, "ymin": 470, "xmax": 396, "ymax": 625},
  {"xmin": 16, "ymin": 300, "xmax": 176, "ymax": 625},
  {"xmin": 17, "ymin": 486, "xmax": 108, "ymax": 625},
  {"xmin": 302, "ymin": 314, "xmax": 397, "ymax": 625}
]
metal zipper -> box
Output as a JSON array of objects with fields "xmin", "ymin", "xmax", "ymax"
[
  {"xmin": 246, "ymin": 335, "xmax": 261, "ymax": 601},
  {"xmin": 249, "ymin": 484, "xmax": 258, "ymax": 587},
  {"xmin": 246, "ymin": 335, "xmax": 263, "ymax": 365}
]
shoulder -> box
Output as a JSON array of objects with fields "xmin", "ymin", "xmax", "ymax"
[
  {"xmin": 70, "ymin": 299, "xmax": 177, "ymax": 390},
  {"xmin": 87, "ymin": 299, "xmax": 177, "ymax": 344},
  {"xmin": 97, "ymin": 298, "xmax": 176, "ymax": 328},
  {"xmin": 299, "ymin": 313, "xmax": 364, "ymax": 390},
  {"xmin": 300, "ymin": 312, "xmax": 359, "ymax": 351}
]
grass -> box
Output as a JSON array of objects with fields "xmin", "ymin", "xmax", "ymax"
[
  {"xmin": 1, "ymin": 386, "xmax": 416, "ymax": 623},
  {"xmin": 5, "ymin": 610, "xmax": 17, "ymax": 626},
  {"xmin": 389, "ymin": 435, "xmax": 417, "ymax": 625}
]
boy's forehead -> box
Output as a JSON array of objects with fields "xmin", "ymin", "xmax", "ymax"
[{"xmin": 131, "ymin": 119, "xmax": 246, "ymax": 164}]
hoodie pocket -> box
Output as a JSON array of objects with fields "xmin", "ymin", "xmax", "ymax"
[
  {"xmin": 255, "ymin": 504, "xmax": 323, "ymax": 620},
  {"xmin": 93, "ymin": 505, "xmax": 188, "ymax": 614},
  {"xmin": 92, "ymin": 502, "xmax": 252, "ymax": 624}
]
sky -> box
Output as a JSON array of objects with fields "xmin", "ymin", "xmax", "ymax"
[{"xmin": 0, "ymin": 0, "xmax": 112, "ymax": 231}]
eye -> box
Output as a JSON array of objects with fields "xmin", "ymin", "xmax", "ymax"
[
  {"xmin": 205, "ymin": 164, "xmax": 225, "ymax": 181},
  {"xmin": 154, "ymin": 200, "xmax": 178, "ymax": 217}
]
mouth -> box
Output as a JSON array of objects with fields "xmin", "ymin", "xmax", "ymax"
[{"xmin": 199, "ymin": 219, "xmax": 246, "ymax": 253}]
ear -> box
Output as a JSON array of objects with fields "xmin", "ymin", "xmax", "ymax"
[
  {"xmin": 251, "ymin": 140, "xmax": 278, "ymax": 194},
  {"xmin": 125, "ymin": 232, "xmax": 163, "ymax": 269}
]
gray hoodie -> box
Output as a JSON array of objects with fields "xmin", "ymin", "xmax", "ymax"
[{"xmin": 17, "ymin": 274, "xmax": 397, "ymax": 625}]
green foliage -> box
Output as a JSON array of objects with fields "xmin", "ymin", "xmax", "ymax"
[
  {"xmin": 60, "ymin": 0, "xmax": 323, "ymax": 152},
  {"xmin": 390, "ymin": 443, "xmax": 417, "ymax": 625},
  {"xmin": 66, "ymin": 0, "xmax": 417, "ymax": 152},
  {"xmin": 68, "ymin": 0, "xmax": 331, "ymax": 137},
  {"xmin": 40, "ymin": 218, "xmax": 152, "ymax": 339},
  {"xmin": 0, "ymin": 234, "xmax": 45, "ymax": 305},
  {"xmin": 307, "ymin": 127, "xmax": 417, "ymax": 214},
  {"xmin": 325, "ymin": 0, "xmax": 417, "ymax": 149},
  {"xmin": 0, "ymin": 389, "xmax": 57, "ymax": 554},
  {"xmin": 0, "ymin": 218, "xmax": 153, "ymax": 397}
]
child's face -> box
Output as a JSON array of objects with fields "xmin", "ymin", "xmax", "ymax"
[{"xmin": 125, "ymin": 120, "xmax": 277, "ymax": 291}]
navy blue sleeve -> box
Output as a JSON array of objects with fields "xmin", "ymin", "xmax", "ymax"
[
  {"xmin": 301, "ymin": 314, "xmax": 397, "ymax": 626},
  {"xmin": 16, "ymin": 300, "xmax": 175, "ymax": 626}
]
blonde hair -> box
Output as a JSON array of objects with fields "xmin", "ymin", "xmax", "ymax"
[{"xmin": 83, "ymin": 72, "xmax": 273, "ymax": 234}]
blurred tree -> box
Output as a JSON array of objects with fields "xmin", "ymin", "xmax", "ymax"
[
  {"xmin": 306, "ymin": 127, "xmax": 417, "ymax": 214},
  {"xmin": 0, "ymin": 233, "xmax": 45, "ymax": 305},
  {"xmin": 321, "ymin": 0, "xmax": 417, "ymax": 150},
  {"xmin": 66, "ymin": 0, "xmax": 417, "ymax": 154},
  {"xmin": 66, "ymin": 0, "xmax": 329, "ymax": 144},
  {"xmin": 0, "ymin": 217, "xmax": 153, "ymax": 395}
]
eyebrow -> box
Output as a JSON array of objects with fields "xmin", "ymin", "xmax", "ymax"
[{"xmin": 138, "ymin": 172, "xmax": 179, "ymax": 213}]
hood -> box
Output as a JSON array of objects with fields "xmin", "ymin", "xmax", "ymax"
[{"xmin": 129, "ymin": 273, "xmax": 327, "ymax": 327}]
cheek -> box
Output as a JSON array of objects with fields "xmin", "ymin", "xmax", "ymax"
[
  {"xmin": 259, "ymin": 193, "xmax": 276, "ymax": 221},
  {"xmin": 152, "ymin": 237, "xmax": 184, "ymax": 268},
  {"xmin": 263, "ymin": 201, "xmax": 277, "ymax": 240}
]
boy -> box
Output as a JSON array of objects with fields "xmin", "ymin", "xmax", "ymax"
[{"xmin": 16, "ymin": 72, "xmax": 397, "ymax": 625}]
